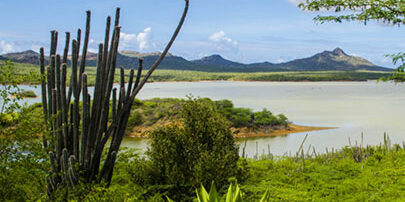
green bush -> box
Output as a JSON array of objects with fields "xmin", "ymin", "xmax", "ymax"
[
  {"xmin": 16, "ymin": 90, "xmax": 37, "ymax": 98},
  {"xmin": 146, "ymin": 97, "xmax": 240, "ymax": 200},
  {"xmin": 126, "ymin": 111, "xmax": 143, "ymax": 133},
  {"xmin": 253, "ymin": 108, "xmax": 277, "ymax": 127},
  {"xmin": 229, "ymin": 108, "xmax": 253, "ymax": 128}
]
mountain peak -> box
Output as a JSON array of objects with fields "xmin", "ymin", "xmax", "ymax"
[
  {"xmin": 201, "ymin": 54, "xmax": 224, "ymax": 61},
  {"xmin": 193, "ymin": 54, "xmax": 244, "ymax": 68},
  {"xmin": 332, "ymin": 48, "xmax": 346, "ymax": 56},
  {"xmin": 3, "ymin": 50, "xmax": 39, "ymax": 56}
]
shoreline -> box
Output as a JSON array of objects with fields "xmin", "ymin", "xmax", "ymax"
[
  {"xmin": 232, "ymin": 123, "xmax": 336, "ymax": 138},
  {"xmin": 128, "ymin": 123, "xmax": 337, "ymax": 139},
  {"xmin": 11, "ymin": 79, "xmax": 382, "ymax": 86}
]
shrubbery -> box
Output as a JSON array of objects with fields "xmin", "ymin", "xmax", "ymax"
[
  {"xmin": 16, "ymin": 90, "xmax": 37, "ymax": 98},
  {"xmin": 126, "ymin": 98, "xmax": 290, "ymax": 137},
  {"xmin": 214, "ymin": 99, "xmax": 289, "ymax": 129},
  {"xmin": 145, "ymin": 97, "xmax": 242, "ymax": 200}
]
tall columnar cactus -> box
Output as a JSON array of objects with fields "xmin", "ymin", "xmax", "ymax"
[{"xmin": 40, "ymin": 1, "xmax": 189, "ymax": 196}]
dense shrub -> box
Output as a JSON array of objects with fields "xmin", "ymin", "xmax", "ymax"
[
  {"xmin": 16, "ymin": 90, "xmax": 37, "ymax": 98},
  {"xmin": 253, "ymin": 108, "xmax": 288, "ymax": 128},
  {"xmin": 146, "ymin": 97, "xmax": 240, "ymax": 200},
  {"xmin": 214, "ymin": 99, "xmax": 288, "ymax": 129},
  {"xmin": 126, "ymin": 111, "xmax": 143, "ymax": 133}
]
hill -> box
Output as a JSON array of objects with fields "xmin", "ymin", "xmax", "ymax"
[
  {"xmin": 0, "ymin": 48, "xmax": 391, "ymax": 72},
  {"xmin": 277, "ymin": 48, "xmax": 388, "ymax": 71}
]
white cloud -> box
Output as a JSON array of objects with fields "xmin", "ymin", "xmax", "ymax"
[
  {"xmin": 120, "ymin": 33, "xmax": 136, "ymax": 43},
  {"xmin": 208, "ymin": 31, "xmax": 238, "ymax": 52},
  {"xmin": 136, "ymin": 27, "xmax": 152, "ymax": 50},
  {"xmin": 0, "ymin": 40, "xmax": 14, "ymax": 54},
  {"xmin": 209, "ymin": 31, "xmax": 238, "ymax": 46},
  {"xmin": 120, "ymin": 27, "xmax": 153, "ymax": 51}
]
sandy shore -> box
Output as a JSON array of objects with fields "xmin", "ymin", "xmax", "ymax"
[
  {"xmin": 129, "ymin": 123, "xmax": 336, "ymax": 138},
  {"xmin": 232, "ymin": 124, "xmax": 336, "ymax": 138}
]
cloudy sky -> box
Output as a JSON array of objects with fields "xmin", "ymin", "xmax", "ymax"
[{"xmin": 0, "ymin": 0, "xmax": 404, "ymax": 68}]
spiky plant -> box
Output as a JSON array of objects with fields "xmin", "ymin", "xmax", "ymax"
[{"xmin": 40, "ymin": 0, "xmax": 189, "ymax": 196}]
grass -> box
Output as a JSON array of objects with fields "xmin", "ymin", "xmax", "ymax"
[
  {"xmin": 9, "ymin": 61, "xmax": 393, "ymax": 85},
  {"xmin": 241, "ymin": 143, "xmax": 405, "ymax": 201},
  {"xmin": 100, "ymin": 138, "xmax": 405, "ymax": 201}
]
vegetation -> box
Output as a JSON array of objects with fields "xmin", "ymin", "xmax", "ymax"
[
  {"xmin": 299, "ymin": 0, "xmax": 405, "ymax": 82},
  {"xmin": 0, "ymin": 60, "xmax": 37, "ymax": 116},
  {"xmin": 16, "ymin": 90, "xmax": 36, "ymax": 98},
  {"xmin": 0, "ymin": 103, "xmax": 47, "ymax": 201},
  {"xmin": 299, "ymin": 0, "xmax": 404, "ymax": 25},
  {"xmin": 5, "ymin": 61, "xmax": 393, "ymax": 84},
  {"xmin": 126, "ymin": 98, "xmax": 289, "ymax": 137},
  {"xmin": 2, "ymin": 104, "xmax": 405, "ymax": 201},
  {"xmin": 143, "ymin": 98, "xmax": 242, "ymax": 200}
]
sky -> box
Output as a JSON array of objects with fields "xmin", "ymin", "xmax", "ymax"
[{"xmin": 0, "ymin": 0, "xmax": 404, "ymax": 68}]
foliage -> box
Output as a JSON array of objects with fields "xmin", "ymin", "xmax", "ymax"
[
  {"xmin": 253, "ymin": 109, "xmax": 288, "ymax": 129},
  {"xmin": 127, "ymin": 98, "xmax": 289, "ymax": 136},
  {"xmin": 299, "ymin": 0, "xmax": 405, "ymax": 25},
  {"xmin": 196, "ymin": 182, "xmax": 273, "ymax": 202},
  {"xmin": 0, "ymin": 104, "xmax": 48, "ymax": 201},
  {"xmin": 0, "ymin": 60, "xmax": 37, "ymax": 115},
  {"xmin": 196, "ymin": 182, "xmax": 243, "ymax": 202},
  {"xmin": 215, "ymin": 102, "xmax": 289, "ymax": 129},
  {"xmin": 146, "ymin": 97, "xmax": 241, "ymax": 200},
  {"xmin": 379, "ymin": 52, "xmax": 405, "ymax": 82},
  {"xmin": 16, "ymin": 90, "xmax": 36, "ymax": 98}
]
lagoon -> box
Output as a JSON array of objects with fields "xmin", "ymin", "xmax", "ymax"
[{"xmin": 15, "ymin": 81, "xmax": 405, "ymax": 157}]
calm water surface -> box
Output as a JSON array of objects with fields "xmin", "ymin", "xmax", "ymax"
[{"xmin": 16, "ymin": 81, "xmax": 405, "ymax": 157}]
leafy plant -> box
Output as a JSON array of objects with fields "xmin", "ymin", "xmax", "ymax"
[
  {"xmin": 146, "ymin": 97, "xmax": 240, "ymax": 200},
  {"xmin": 196, "ymin": 182, "xmax": 272, "ymax": 202}
]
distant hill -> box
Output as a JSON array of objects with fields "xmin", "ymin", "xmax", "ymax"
[
  {"xmin": 2, "ymin": 50, "xmax": 42, "ymax": 65},
  {"xmin": 276, "ymin": 48, "xmax": 388, "ymax": 71},
  {"xmin": 192, "ymin": 54, "xmax": 245, "ymax": 68},
  {"xmin": 0, "ymin": 48, "xmax": 391, "ymax": 72}
]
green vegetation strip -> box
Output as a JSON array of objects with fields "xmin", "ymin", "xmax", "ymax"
[{"xmin": 6, "ymin": 61, "xmax": 394, "ymax": 84}]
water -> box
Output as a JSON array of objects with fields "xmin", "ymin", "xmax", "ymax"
[{"xmin": 10, "ymin": 81, "xmax": 405, "ymax": 157}]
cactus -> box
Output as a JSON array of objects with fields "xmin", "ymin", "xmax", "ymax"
[{"xmin": 40, "ymin": 1, "xmax": 189, "ymax": 196}]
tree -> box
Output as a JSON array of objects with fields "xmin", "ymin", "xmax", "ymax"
[
  {"xmin": 147, "ymin": 98, "xmax": 240, "ymax": 200},
  {"xmin": 299, "ymin": 0, "xmax": 405, "ymax": 81}
]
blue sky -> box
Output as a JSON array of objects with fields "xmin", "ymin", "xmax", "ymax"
[{"xmin": 0, "ymin": 0, "xmax": 404, "ymax": 68}]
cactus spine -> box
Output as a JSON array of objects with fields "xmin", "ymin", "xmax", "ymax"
[{"xmin": 41, "ymin": 1, "xmax": 189, "ymax": 196}]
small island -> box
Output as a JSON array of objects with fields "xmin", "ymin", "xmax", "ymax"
[{"xmin": 126, "ymin": 98, "xmax": 333, "ymax": 138}]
